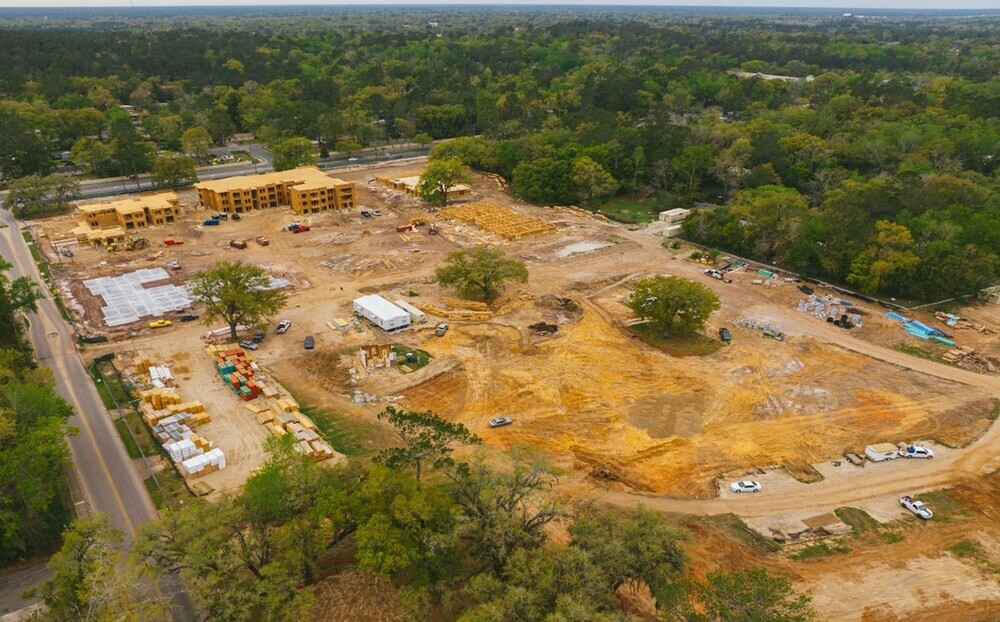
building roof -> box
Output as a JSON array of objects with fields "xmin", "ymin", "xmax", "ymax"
[
  {"xmin": 77, "ymin": 192, "xmax": 179, "ymax": 216},
  {"xmin": 354, "ymin": 295, "xmax": 409, "ymax": 322},
  {"xmin": 195, "ymin": 166, "xmax": 349, "ymax": 194}
]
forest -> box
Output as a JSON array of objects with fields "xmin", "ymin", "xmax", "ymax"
[{"xmin": 1, "ymin": 9, "xmax": 998, "ymax": 299}]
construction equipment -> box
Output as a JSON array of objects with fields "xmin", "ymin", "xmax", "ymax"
[
  {"xmin": 255, "ymin": 236, "xmax": 269, "ymax": 246},
  {"xmin": 126, "ymin": 237, "xmax": 148, "ymax": 250},
  {"xmin": 409, "ymin": 217, "xmax": 426, "ymax": 226},
  {"xmin": 428, "ymin": 223, "xmax": 439, "ymax": 235},
  {"xmin": 230, "ymin": 239, "xmax": 248, "ymax": 249}
]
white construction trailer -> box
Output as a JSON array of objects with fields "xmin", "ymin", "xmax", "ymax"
[
  {"xmin": 353, "ymin": 295, "xmax": 411, "ymax": 331},
  {"xmin": 394, "ymin": 299, "xmax": 427, "ymax": 324},
  {"xmin": 865, "ymin": 443, "xmax": 899, "ymax": 462}
]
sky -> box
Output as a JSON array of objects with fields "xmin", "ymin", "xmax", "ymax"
[{"xmin": 1, "ymin": 0, "xmax": 999, "ymax": 10}]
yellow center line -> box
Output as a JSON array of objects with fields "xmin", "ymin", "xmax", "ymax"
[{"xmin": 42, "ymin": 306, "xmax": 139, "ymax": 540}]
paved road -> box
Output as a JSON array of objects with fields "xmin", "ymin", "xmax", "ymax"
[
  {"xmin": 70, "ymin": 144, "xmax": 430, "ymax": 202},
  {"xmin": 0, "ymin": 210, "xmax": 194, "ymax": 620}
]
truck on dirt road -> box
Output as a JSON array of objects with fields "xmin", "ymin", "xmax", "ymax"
[{"xmin": 900, "ymin": 495, "xmax": 933, "ymax": 519}]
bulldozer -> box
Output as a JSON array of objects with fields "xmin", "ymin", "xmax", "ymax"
[{"xmin": 409, "ymin": 217, "xmax": 427, "ymax": 227}]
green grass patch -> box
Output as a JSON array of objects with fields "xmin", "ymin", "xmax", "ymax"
[
  {"xmin": 835, "ymin": 507, "xmax": 903, "ymax": 544},
  {"xmin": 87, "ymin": 362, "xmax": 134, "ymax": 410},
  {"xmin": 289, "ymin": 392, "xmax": 392, "ymax": 458},
  {"xmin": 790, "ymin": 541, "xmax": 852, "ymax": 560},
  {"xmin": 592, "ymin": 196, "xmax": 660, "ymax": 224},
  {"xmin": 698, "ymin": 513, "xmax": 782, "ymax": 553},
  {"xmin": 948, "ymin": 539, "xmax": 984, "ymax": 560},
  {"xmin": 628, "ymin": 322, "xmax": 724, "ymax": 357},
  {"xmin": 20, "ymin": 229, "xmax": 51, "ymax": 280},
  {"xmin": 143, "ymin": 469, "xmax": 192, "ymax": 511},
  {"xmin": 835, "ymin": 507, "xmax": 881, "ymax": 534},
  {"xmin": 393, "ymin": 344, "xmax": 431, "ymax": 372},
  {"xmin": 115, "ymin": 418, "xmax": 143, "ymax": 459},
  {"xmin": 916, "ymin": 489, "xmax": 972, "ymax": 522},
  {"xmin": 121, "ymin": 409, "xmax": 162, "ymax": 457},
  {"xmin": 893, "ymin": 343, "xmax": 940, "ymax": 361}
]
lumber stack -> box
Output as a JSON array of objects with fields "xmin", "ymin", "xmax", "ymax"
[{"xmin": 139, "ymin": 388, "xmax": 182, "ymax": 410}]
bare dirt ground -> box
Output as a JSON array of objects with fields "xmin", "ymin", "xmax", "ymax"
[{"xmin": 38, "ymin": 160, "xmax": 1000, "ymax": 620}]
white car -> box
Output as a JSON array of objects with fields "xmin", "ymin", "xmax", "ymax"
[
  {"xmin": 488, "ymin": 417, "xmax": 513, "ymax": 428},
  {"xmin": 902, "ymin": 444, "xmax": 934, "ymax": 459},
  {"xmin": 729, "ymin": 481, "xmax": 761, "ymax": 493},
  {"xmin": 276, "ymin": 319, "xmax": 291, "ymax": 334},
  {"xmin": 239, "ymin": 340, "xmax": 259, "ymax": 351},
  {"xmin": 900, "ymin": 495, "xmax": 933, "ymax": 519}
]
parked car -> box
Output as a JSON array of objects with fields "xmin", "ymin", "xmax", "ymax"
[
  {"xmin": 902, "ymin": 444, "xmax": 934, "ymax": 459},
  {"xmin": 148, "ymin": 319, "xmax": 172, "ymax": 329},
  {"xmin": 290, "ymin": 224, "xmax": 311, "ymax": 233},
  {"xmin": 488, "ymin": 417, "xmax": 513, "ymax": 428},
  {"xmin": 435, "ymin": 322, "xmax": 449, "ymax": 337},
  {"xmin": 166, "ymin": 260, "xmax": 181, "ymax": 270},
  {"xmin": 729, "ymin": 481, "xmax": 761, "ymax": 493},
  {"xmin": 372, "ymin": 209, "xmax": 382, "ymax": 216},
  {"xmin": 276, "ymin": 320, "xmax": 291, "ymax": 334},
  {"xmin": 900, "ymin": 495, "xmax": 933, "ymax": 519},
  {"xmin": 251, "ymin": 330, "xmax": 266, "ymax": 343},
  {"xmin": 239, "ymin": 340, "xmax": 259, "ymax": 351},
  {"xmin": 719, "ymin": 328, "xmax": 732, "ymax": 342},
  {"xmin": 360, "ymin": 210, "xmax": 372, "ymax": 218},
  {"xmin": 304, "ymin": 335, "xmax": 315, "ymax": 350},
  {"xmin": 231, "ymin": 213, "xmax": 241, "ymax": 221},
  {"xmin": 179, "ymin": 313, "xmax": 199, "ymax": 322}
]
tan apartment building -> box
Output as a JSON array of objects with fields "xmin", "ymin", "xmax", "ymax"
[
  {"xmin": 72, "ymin": 192, "xmax": 181, "ymax": 247},
  {"xmin": 195, "ymin": 167, "xmax": 355, "ymax": 216}
]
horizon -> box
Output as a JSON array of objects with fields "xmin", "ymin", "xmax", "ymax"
[{"xmin": 2, "ymin": 2, "xmax": 1000, "ymax": 13}]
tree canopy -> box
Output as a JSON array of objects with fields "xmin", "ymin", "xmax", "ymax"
[
  {"xmin": 436, "ymin": 246, "xmax": 529, "ymax": 302},
  {"xmin": 416, "ymin": 158, "xmax": 470, "ymax": 206},
  {"xmin": 627, "ymin": 276, "xmax": 721, "ymax": 337},
  {"xmin": 271, "ymin": 137, "xmax": 317, "ymax": 172},
  {"xmin": 188, "ymin": 260, "xmax": 287, "ymax": 341}
]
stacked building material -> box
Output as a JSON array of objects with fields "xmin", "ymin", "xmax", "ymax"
[
  {"xmin": 180, "ymin": 448, "xmax": 226, "ymax": 478},
  {"xmin": 139, "ymin": 388, "xmax": 182, "ymax": 410},
  {"xmin": 148, "ymin": 364, "xmax": 174, "ymax": 388},
  {"xmin": 207, "ymin": 345, "xmax": 261, "ymax": 400},
  {"xmin": 163, "ymin": 436, "xmax": 214, "ymax": 463}
]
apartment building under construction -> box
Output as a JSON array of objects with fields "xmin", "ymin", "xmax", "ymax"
[
  {"xmin": 72, "ymin": 192, "xmax": 181, "ymax": 247},
  {"xmin": 195, "ymin": 166, "xmax": 355, "ymax": 215}
]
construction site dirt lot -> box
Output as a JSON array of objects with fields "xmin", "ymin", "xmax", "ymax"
[
  {"xmin": 39, "ymin": 159, "xmax": 1000, "ymax": 500},
  {"xmin": 35, "ymin": 160, "xmax": 1000, "ymax": 619}
]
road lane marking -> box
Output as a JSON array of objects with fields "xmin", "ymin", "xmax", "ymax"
[{"xmin": 44, "ymin": 312, "xmax": 138, "ymax": 540}]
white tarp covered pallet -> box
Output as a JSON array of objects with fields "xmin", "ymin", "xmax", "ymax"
[
  {"xmin": 180, "ymin": 448, "xmax": 226, "ymax": 476},
  {"xmin": 82, "ymin": 268, "xmax": 193, "ymax": 327},
  {"xmin": 353, "ymin": 294, "xmax": 411, "ymax": 331}
]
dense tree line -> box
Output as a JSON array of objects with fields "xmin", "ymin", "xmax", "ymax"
[
  {"xmin": 0, "ymin": 9, "xmax": 996, "ymax": 289},
  {"xmin": 31, "ymin": 408, "xmax": 812, "ymax": 622},
  {"xmin": 0, "ymin": 259, "xmax": 75, "ymax": 565}
]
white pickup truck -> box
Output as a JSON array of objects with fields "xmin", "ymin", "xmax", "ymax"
[{"xmin": 900, "ymin": 495, "xmax": 933, "ymax": 519}]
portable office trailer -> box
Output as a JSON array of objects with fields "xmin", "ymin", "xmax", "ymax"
[
  {"xmin": 353, "ymin": 295, "xmax": 411, "ymax": 331},
  {"xmin": 394, "ymin": 299, "xmax": 427, "ymax": 323}
]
